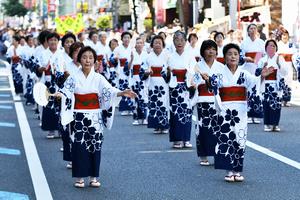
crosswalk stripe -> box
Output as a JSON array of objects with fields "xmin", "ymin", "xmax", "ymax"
[
  {"xmin": 0, "ymin": 147, "xmax": 21, "ymax": 155},
  {"xmin": 0, "ymin": 122, "xmax": 15, "ymax": 127},
  {"xmin": 0, "ymin": 105, "xmax": 13, "ymax": 109},
  {"xmin": 0, "ymin": 191, "xmax": 29, "ymax": 200}
]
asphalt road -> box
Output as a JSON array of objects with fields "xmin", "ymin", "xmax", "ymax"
[{"xmin": 0, "ymin": 60, "xmax": 299, "ymax": 200}]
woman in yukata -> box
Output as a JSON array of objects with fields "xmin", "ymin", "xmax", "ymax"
[
  {"xmin": 59, "ymin": 46, "xmax": 136, "ymax": 188},
  {"xmin": 193, "ymin": 40, "xmax": 224, "ymax": 165},
  {"xmin": 113, "ymin": 32, "xmax": 134, "ymax": 116},
  {"xmin": 257, "ymin": 39, "xmax": 287, "ymax": 132},
  {"xmin": 167, "ymin": 31, "xmax": 195, "ymax": 148},
  {"xmin": 130, "ymin": 37, "xmax": 149, "ymax": 125},
  {"xmin": 142, "ymin": 35, "xmax": 170, "ymax": 134},
  {"xmin": 202, "ymin": 43, "xmax": 270, "ymax": 182},
  {"xmin": 240, "ymin": 23, "xmax": 265, "ymax": 124}
]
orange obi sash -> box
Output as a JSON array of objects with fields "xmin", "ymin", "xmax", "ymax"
[
  {"xmin": 151, "ymin": 66, "xmax": 162, "ymax": 77},
  {"xmin": 12, "ymin": 56, "xmax": 21, "ymax": 64},
  {"xmin": 172, "ymin": 69, "xmax": 186, "ymax": 82},
  {"xmin": 97, "ymin": 55, "xmax": 104, "ymax": 62},
  {"xmin": 219, "ymin": 86, "xmax": 247, "ymax": 102},
  {"xmin": 133, "ymin": 64, "xmax": 141, "ymax": 75},
  {"xmin": 279, "ymin": 54, "xmax": 292, "ymax": 62},
  {"xmin": 45, "ymin": 65, "xmax": 52, "ymax": 76},
  {"xmin": 198, "ymin": 84, "xmax": 213, "ymax": 96},
  {"xmin": 119, "ymin": 58, "xmax": 127, "ymax": 67},
  {"xmin": 74, "ymin": 93, "xmax": 100, "ymax": 109},
  {"xmin": 265, "ymin": 69, "xmax": 277, "ymax": 80},
  {"xmin": 195, "ymin": 56, "xmax": 200, "ymax": 62},
  {"xmin": 216, "ymin": 57, "xmax": 225, "ymax": 64}
]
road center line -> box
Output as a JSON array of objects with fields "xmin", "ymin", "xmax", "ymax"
[
  {"xmin": 192, "ymin": 115, "xmax": 300, "ymax": 170},
  {"xmin": 7, "ymin": 69, "xmax": 53, "ymax": 199}
]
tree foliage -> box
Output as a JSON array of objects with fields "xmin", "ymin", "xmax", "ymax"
[
  {"xmin": 141, "ymin": 0, "xmax": 155, "ymax": 31},
  {"xmin": 2, "ymin": 0, "xmax": 28, "ymax": 17},
  {"xmin": 96, "ymin": 15, "xmax": 112, "ymax": 29}
]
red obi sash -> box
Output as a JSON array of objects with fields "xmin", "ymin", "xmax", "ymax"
[
  {"xmin": 198, "ymin": 84, "xmax": 213, "ymax": 96},
  {"xmin": 216, "ymin": 57, "xmax": 225, "ymax": 64},
  {"xmin": 245, "ymin": 52, "xmax": 263, "ymax": 64},
  {"xmin": 195, "ymin": 56, "xmax": 200, "ymax": 62},
  {"xmin": 219, "ymin": 86, "xmax": 247, "ymax": 102},
  {"xmin": 45, "ymin": 65, "xmax": 52, "ymax": 76},
  {"xmin": 151, "ymin": 66, "xmax": 162, "ymax": 77},
  {"xmin": 265, "ymin": 69, "xmax": 277, "ymax": 80},
  {"xmin": 97, "ymin": 55, "xmax": 104, "ymax": 62},
  {"xmin": 172, "ymin": 69, "xmax": 186, "ymax": 82},
  {"xmin": 133, "ymin": 64, "xmax": 141, "ymax": 75},
  {"xmin": 279, "ymin": 54, "xmax": 292, "ymax": 62},
  {"xmin": 119, "ymin": 58, "xmax": 127, "ymax": 67},
  {"xmin": 12, "ymin": 56, "xmax": 21, "ymax": 64},
  {"xmin": 74, "ymin": 93, "xmax": 100, "ymax": 109}
]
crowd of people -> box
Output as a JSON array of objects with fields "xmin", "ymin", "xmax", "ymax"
[{"xmin": 2, "ymin": 23, "xmax": 300, "ymax": 187}]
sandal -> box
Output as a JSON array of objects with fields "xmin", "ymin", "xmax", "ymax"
[
  {"xmin": 200, "ymin": 160, "xmax": 210, "ymax": 166},
  {"xmin": 74, "ymin": 180, "xmax": 85, "ymax": 188},
  {"xmin": 224, "ymin": 175, "xmax": 235, "ymax": 182},
  {"xmin": 234, "ymin": 174, "xmax": 245, "ymax": 182},
  {"xmin": 173, "ymin": 142, "xmax": 183, "ymax": 149},
  {"xmin": 89, "ymin": 180, "xmax": 101, "ymax": 187}
]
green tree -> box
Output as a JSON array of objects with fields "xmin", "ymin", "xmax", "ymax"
[
  {"xmin": 142, "ymin": 0, "xmax": 155, "ymax": 32},
  {"xmin": 96, "ymin": 15, "xmax": 112, "ymax": 29},
  {"xmin": 2, "ymin": 0, "xmax": 28, "ymax": 17}
]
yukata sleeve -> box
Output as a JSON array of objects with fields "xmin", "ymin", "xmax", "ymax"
[
  {"xmin": 244, "ymin": 70, "xmax": 261, "ymax": 92},
  {"xmin": 294, "ymin": 55, "xmax": 300, "ymax": 82},
  {"xmin": 99, "ymin": 75, "xmax": 122, "ymax": 129},
  {"xmin": 60, "ymin": 75, "xmax": 75, "ymax": 126},
  {"xmin": 208, "ymin": 73, "xmax": 224, "ymax": 113}
]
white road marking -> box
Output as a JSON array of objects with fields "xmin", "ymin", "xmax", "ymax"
[
  {"xmin": 0, "ymin": 105, "xmax": 13, "ymax": 109},
  {"xmin": 139, "ymin": 150, "xmax": 194, "ymax": 154},
  {"xmin": 192, "ymin": 115, "xmax": 300, "ymax": 170},
  {"xmin": 246, "ymin": 141, "xmax": 300, "ymax": 170},
  {"xmin": 7, "ymin": 68, "xmax": 53, "ymax": 199},
  {"xmin": 0, "ymin": 147, "xmax": 21, "ymax": 155},
  {"xmin": 0, "ymin": 122, "xmax": 15, "ymax": 127},
  {"xmin": 0, "ymin": 94, "xmax": 10, "ymax": 97}
]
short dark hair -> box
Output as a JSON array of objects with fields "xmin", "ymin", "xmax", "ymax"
[
  {"xmin": 265, "ymin": 39, "xmax": 278, "ymax": 52},
  {"xmin": 173, "ymin": 30, "xmax": 187, "ymax": 41},
  {"xmin": 38, "ymin": 30, "xmax": 51, "ymax": 45},
  {"xmin": 223, "ymin": 43, "xmax": 241, "ymax": 56},
  {"xmin": 158, "ymin": 31, "xmax": 167, "ymax": 39},
  {"xmin": 247, "ymin": 23, "xmax": 257, "ymax": 32},
  {"xmin": 46, "ymin": 32, "xmax": 60, "ymax": 41},
  {"xmin": 69, "ymin": 42, "xmax": 84, "ymax": 58},
  {"xmin": 88, "ymin": 31, "xmax": 97, "ymax": 39},
  {"xmin": 109, "ymin": 39, "xmax": 118, "ymax": 48},
  {"xmin": 214, "ymin": 32, "xmax": 224, "ymax": 41},
  {"xmin": 150, "ymin": 35, "xmax": 165, "ymax": 48},
  {"xmin": 61, "ymin": 32, "xmax": 76, "ymax": 47},
  {"xmin": 77, "ymin": 46, "xmax": 97, "ymax": 64},
  {"xmin": 188, "ymin": 33, "xmax": 198, "ymax": 43},
  {"xmin": 13, "ymin": 35, "xmax": 21, "ymax": 42},
  {"xmin": 200, "ymin": 40, "xmax": 217, "ymax": 58},
  {"xmin": 25, "ymin": 34, "xmax": 33, "ymax": 42},
  {"xmin": 121, "ymin": 31, "xmax": 132, "ymax": 40}
]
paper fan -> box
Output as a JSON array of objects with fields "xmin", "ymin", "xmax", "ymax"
[{"xmin": 33, "ymin": 82, "xmax": 50, "ymax": 106}]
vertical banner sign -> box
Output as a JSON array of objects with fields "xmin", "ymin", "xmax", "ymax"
[{"xmin": 48, "ymin": 0, "xmax": 56, "ymax": 13}]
